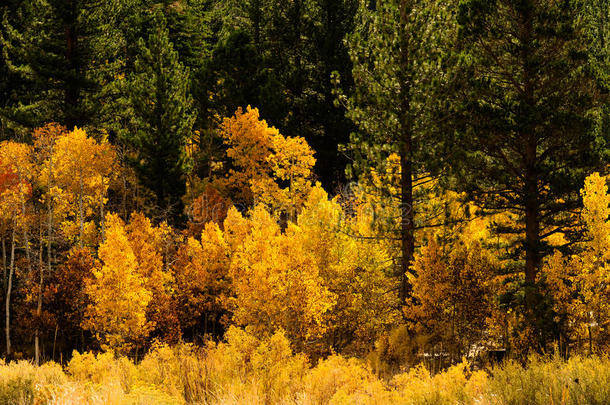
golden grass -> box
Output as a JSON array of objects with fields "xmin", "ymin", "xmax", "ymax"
[{"xmin": 2, "ymin": 329, "xmax": 610, "ymax": 404}]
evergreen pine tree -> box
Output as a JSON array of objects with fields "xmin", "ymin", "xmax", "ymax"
[
  {"xmin": 454, "ymin": 0, "xmax": 606, "ymax": 349},
  {"xmin": 339, "ymin": 0, "xmax": 457, "ymax": 304},
  {"xmin": 126, "ymin": 11, "xmax": 196, "ymax": 222},
  {"xmin": 0, "ymin": 0, "xmax": 119, "ymax": 134},
  {"xmin": 579, "ymin": 0, "xmax": 610, "ymax": 163}
]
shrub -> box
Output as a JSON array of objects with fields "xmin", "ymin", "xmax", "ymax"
[
  {"xmin": 67, "ymin": 350, "xmax": 138, "ymax": 391},
  {"xmin": 487, "ymin": 355, "xmax": 610, "ymax": 405},
  {"xmin": 389, "ymin": 360, "xmax": 487, "ymax": 404},
  {"xmin": 0, "ymin": 360, "xmax": 66, "ymax": 404},
  {"xmin": 303, "ymin": 355, "xmax": 389, "ymax": 405}
]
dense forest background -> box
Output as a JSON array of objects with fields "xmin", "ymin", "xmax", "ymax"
[{"xmin": 0, "ymin": 0, "xmax": 609, "ymax": 372}]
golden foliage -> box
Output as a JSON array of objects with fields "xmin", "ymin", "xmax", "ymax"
[
  {"xmin": 581, "ymin": 172, "xmax": 610, "ymax": 261},
  {"xmin": 5, "ymin": 337, "xmax": 610, "ymax": 404},
  {"xmin": 544, "ymin": 172, "xmax": 610, "ymax": 349},
  {"xmin": 173, "ymin": 221, "xmax": 231, "ymax": 331},
  {"xmin": 408, "ymin": 239, "xmax": 495, "ymax": 358},
  {"xmin": 44, "ymin": 127, "xmax": 118, "ymax": 245},
  {"xmin": 125, "ymin": 212, "xmax": 180, "ymax": 344},
  {"xmin": 0, "ymin": 141, "xmax": 34, "ymax": 223},
  {"xmin": 84, "ymin": 213, "xmax": 153, "ymax": 352},
  {"xmin": 220, "ymin": 106, "xmax": 315, "ymax": 213},
  {"xmin": 224, "ymin": 204, "xmax": 334, "ymax": 351},
  {"xmin": 296, "ymin": 185, "xmax": 401, "ymax": 354}
]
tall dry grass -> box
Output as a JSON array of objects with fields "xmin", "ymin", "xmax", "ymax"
[{"xmin": 1, "ymin": 328, "xmax": 610, "ymax": 404}]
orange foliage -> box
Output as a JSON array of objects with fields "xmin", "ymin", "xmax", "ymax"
[
  {"xmin": 48, "ymin": 248, "xmax": 96, "ymax": 341},
  {"xmin": 409, "ymin": 239, "xmax": 495, "ymax": 357},
  {"xmin": 219, "ymin": 106, "xmax": 315, "ymax": 213},
  {"xmin": 125, "ymin": 212, "xmax": 180, "ymax": 344},
  {"xmin": 84, "ymin": 214, "xmax": 153, "ymax": 352},
  {"xmin": 187, "ymin": 186, "xmax": 230, "ymax": 237},
  {"xmin": 173, "ymin": 221, "xmax": 231, "ymax": 335}
]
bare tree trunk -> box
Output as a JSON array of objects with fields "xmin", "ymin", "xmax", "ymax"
[
  {"xmin": 79, "ymin": 168, "xmax": 84, "ymax": 247},
  {"xmin": 35, "ymin": 226, "xmax": 44, "ymax": 365},
  {"xmin": 16, "ymin": 169, "xmax": 33, "ymax": 275},
  {"xmin": 588, "ymin": 324, "xmax": 593, "ymax": 354},
  {"xmin": 2, "ymin": 237, "xmax": 6, "ymax": 292},
  {"xmin": 122, "ymin": 170, "xmax": 128, "ymax": 219},
  {"xmin": 100, "ymin": 177, "xmax": 106, "ymax": 241},
  {"xmin": 52, "ymin": 324, "xmax": 58, "ymax": 361},
  {"xmin": 36, "ymin": 151, "xmax": 55, "ymax": 365},
  {"xmin": 6, "ymin": 225, "xmax": 16, "ymax": 356}
]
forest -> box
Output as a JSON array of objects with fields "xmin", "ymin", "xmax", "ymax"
[{"xmin": 1, "ymin": 0, "xmax": 610, "ymax": 403}]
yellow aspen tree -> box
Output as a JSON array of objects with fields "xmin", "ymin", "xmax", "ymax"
[
  {"xmin": 32, "ymin": 123, "xmax": 68, "ymax": 365},
  {"xmin": 220, "ymin": 106, "xmax": 315, "ymax": 213},
  {"xmin": 0, "ymin": 141, "xmax": 34, "ymax": 356},
  {"xmin": 543, "ymin": 251, "xmax": 580, "ymax": 341},
  {"xmin": 173, "ymin": 221, "xmax": 231, "ymax": 335},
  {"xmin": 223, "ymin": 205, "xmax": 253, "ymax": 251},
  {"xmin": 220, "ymin": 106, "xmax": 276, "ymax": 203},
  {"xmin": 84, "ymin": 213, "xmax": 152, "ymax": 353},
  {"xmin": 576, "ymin": 172, "xmax": 610, "ymax": 351},
  {"xmin": 255, "ymin": 133, "xmax": 316, "ymax": 216},
  {"xmin": 125, "ymin": 212, "xmax": 180, "ymax": 343},
  {"xmin": 51, "ymin": 127, "xmax": 117, "ymax": 247},
  {"xmin": 224, "ymin": 204, "xmax": 334, "ymax": 353},
  {"xmin": 581, "ymin": 173, "xmax": 610, "ymax": 260},
  {"xmin": 542, "ymin": 173, "xmax": 610, "ymax": 352},
  {"xmin": 409, "ymin": 239, "xmax": 495, "ymax": 361},
  {"xmin": 295, "ymin": 185, "xmax": 401, "ymax": 354},
  {"xmin": 0, "ymin": 141, "xmax": 34, "ymax": 270}
]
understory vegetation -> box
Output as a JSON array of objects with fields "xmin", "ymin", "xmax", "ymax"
[{"xmin": 2, "ymin": 329, "xmax": 610, "ymax": 405}]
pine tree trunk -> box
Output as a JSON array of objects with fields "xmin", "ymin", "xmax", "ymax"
[
  {"xmin": 52, "ymin": 324, "xmax": 58, "ymax": 362},
  {"xmin": 122, "ymin": 175, "xmax": 128, "ymax": 219},
  {"xmin": 65, "ymin": 8, "xmax": 81, "ymax": 129},
  {"xmin": 524, "ymin": 134, "xmax": 540, "ymax": 292},
  {"xmin": 398, "ymin": 0, "xmax": 415, "ymax": 304},
  {"xmin": 250, "ymin": 0, "xmax": 262, "ymax": 46},
  {"xmin": 399, "ymin": 139, "xmax": 415, "ymax": 303},
  {"xmin": 524, "ymin": 176, "xmax": 540, "ymax": 284},
  {"xmin": 520, "ymin": 9, "xmax": 541, "ymax": 337}
]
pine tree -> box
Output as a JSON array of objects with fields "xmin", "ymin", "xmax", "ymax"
[
  {"xmin": 0, "ymin": 1, "xmax": 35, "ymax": 137},
  {"xmin": 339, "ymin": 0, "xmax": 457, "ymax": 304},
  {"xmin": 0, "ymin": 0, "xmax": 139, "ymax": 135},
  {"xmin": 309, "ymin": 0, "xmax": 358, "ymax": 186},
  {"xmin": 454, "ymin": 0, "xmax": 606, "ymax": 349},
  {"xmin": 579, "ymin": 0, "xmax": 610, "ymax": 163},
  {"xmin": 264, "ymin": 0, "xmax": 358, "ymax": 187},
  {"xmin": 125, "ymin": 11, "xmax": 196, "ymax": 222},
  {"xmin": 0, "ymin": 0, "xmax": 101, "ymax": 131}
]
